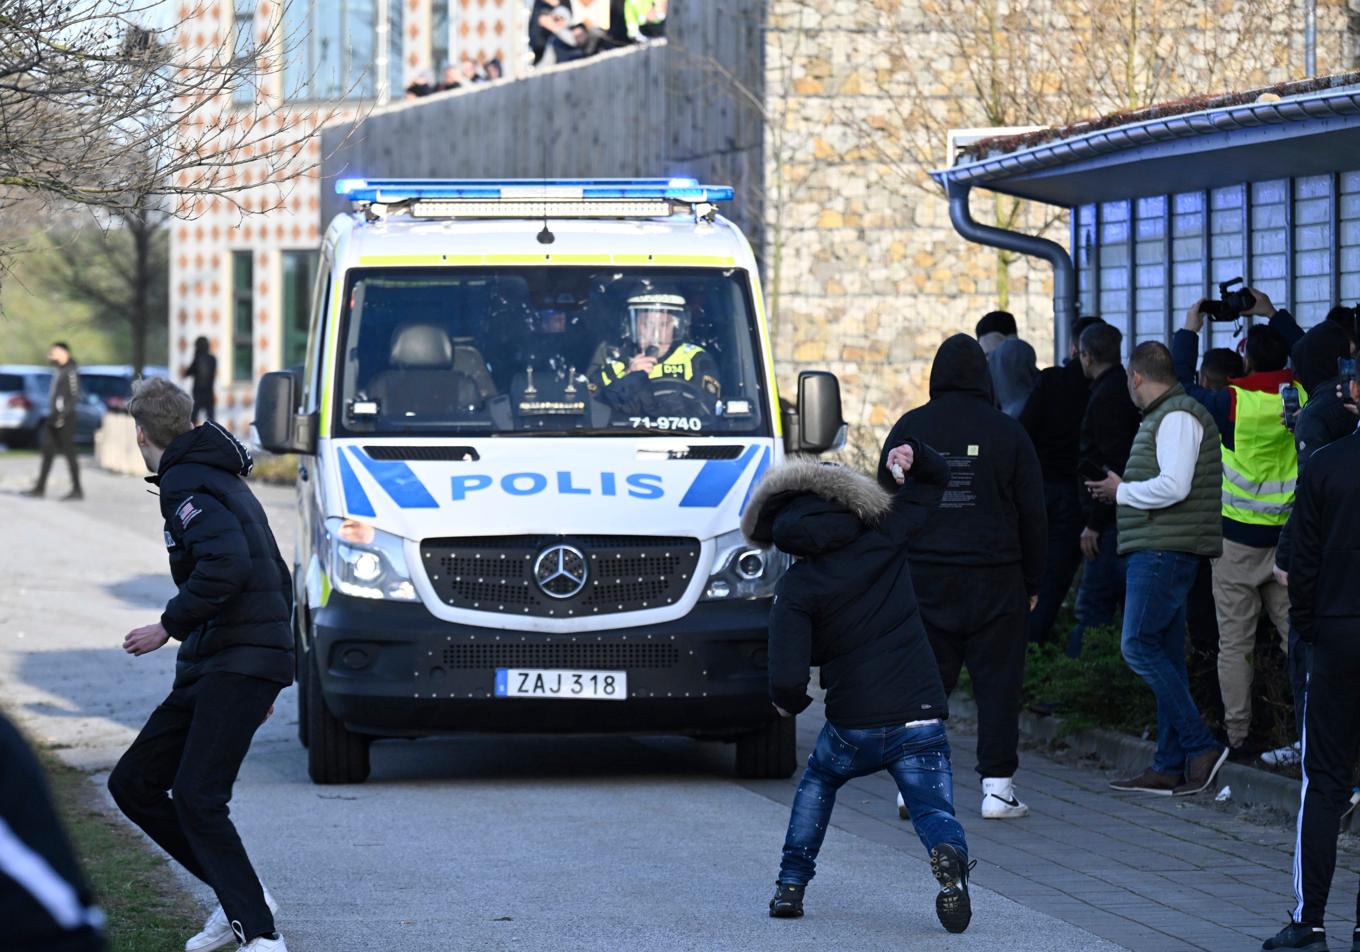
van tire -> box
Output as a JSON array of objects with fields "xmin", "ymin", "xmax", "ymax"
[
  {"xmin": 735, "ymin": 716, "xmax": 796, "ymax": 779},
  {"xmin": 306, "ymin": 655, "xmax": 370, "ymax": 784},
  {"xmin": 295, "ymin": 632, "xmax": 310, "ymax": 749}
]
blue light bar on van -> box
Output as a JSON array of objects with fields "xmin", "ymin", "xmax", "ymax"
[{"xmin": 333, "ymin": 177, "xmax": 735, "ymax": 204}]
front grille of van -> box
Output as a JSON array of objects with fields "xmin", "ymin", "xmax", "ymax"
[
  {"xmin": 419, "ymin": 535, "xmax": 700, "ymax": 618},
  {"xmin": 441, "ymin": 642, "xmax": 680, "ymax": 670}
]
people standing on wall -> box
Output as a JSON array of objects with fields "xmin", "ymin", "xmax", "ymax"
[
  {"xmin": 1173, "ymin": 289, "xmax": 1303, "ymax": 762},
  {"xmin": 182, "ymin": 336, "xmax": 217, "ymax": 424},
  {"xmin": 1070, "ymin": 322, "xmax": 1141, "ymax": 656},
  {"xmin": 1261, "ymin": 382, "xmax": 1360, "ymax": 952},
  {"xmin": 530, "ymin": 0, "xmax": 573, "ymax": 64},
  {"xmin": 1086, "ymin": 342, "xmax": 1227, "ymax": 797},
  {"xmin": 877, "ymin": 334, "xmax": 1047, "ymax": 820},
  {"xmin": 1185, "ymin": 348, "xmax": 1244, "ymax": 720},
  {"xmin": 1019, "ymin": 315, "xmax": 1105, "ymax": 646},
  {"xmin": 23, "ymin": 341, "xmax": 83, "ymax": 501}
]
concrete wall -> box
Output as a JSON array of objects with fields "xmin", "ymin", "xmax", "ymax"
[{"xmin": 321, "ymin": 2, "xmax": 767, "ymax": 245}]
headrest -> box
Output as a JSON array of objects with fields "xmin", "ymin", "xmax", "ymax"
[{"xmin": 389, "ymin": 324, "xmax": 453, "ymax": 368}]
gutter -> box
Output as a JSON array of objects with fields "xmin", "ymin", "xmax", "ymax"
[{"xmin": 943, "ymin": 179, "xmax": 1076, "ymax": 362}]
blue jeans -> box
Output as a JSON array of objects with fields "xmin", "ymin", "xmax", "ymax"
[
  {"xmin": 1070, "ymin": 524, "xmax": 1127, "ymax": 656},
  {"xmin": 1121, "ymin": 550, "xmax": 1219, "ymax": 775},
  {"xmin": 778, "ymin": 721, "xmax": 967, "ymax": 886}
]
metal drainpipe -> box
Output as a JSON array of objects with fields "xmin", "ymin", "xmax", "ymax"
[
  {"xmin": 1305, "ymin": 0, "xmax": 1317, "ymax": 79},
  {"xmin": 946, "ymin": 179, "xmax": 1077, "ymax": 364}
]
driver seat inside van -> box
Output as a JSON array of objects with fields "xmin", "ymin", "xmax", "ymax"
[{"xmin": 368, "ymin": 323, "xmax": 484, "ymax": 418}]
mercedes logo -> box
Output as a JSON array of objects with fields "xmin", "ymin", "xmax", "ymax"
[{"xmin": 533, "ymin": 544, "xmax": 588, "ymax": 599}]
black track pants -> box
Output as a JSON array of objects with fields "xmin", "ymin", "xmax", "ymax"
[
  {"xmin": 108, "ymin": 673, "xmax": 280, "ymax": 942},
  {"xmin": 912, "ymin": 563, "xmax": 1029, "ymax": 779},
  {"xmin": 1293, "ymin": 624, "xmax": 1360, "ymax": 926},
  {"xmin": 36, "ymin": 422, "xmax": 79, "ymax": 492}
]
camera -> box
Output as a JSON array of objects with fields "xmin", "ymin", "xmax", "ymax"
[{"xmin": 1200, "ymin": 277, "xmax": 1257, "ymax": 322}]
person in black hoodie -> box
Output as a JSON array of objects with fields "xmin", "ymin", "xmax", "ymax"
[
  {"xmin": 106, "ymin": 378, "xmax": 292, "ymax": 952},
  {"xmin": 877, "ymin": 334, "xmax": 1046, "ymax": 820},
  {"xmin": 1020, "ymin": 315, "xmax": 1105, "ymax": 645},
  {"xmin": 744, "ymin": 439, "xmax": 973, "ymax": 933}
]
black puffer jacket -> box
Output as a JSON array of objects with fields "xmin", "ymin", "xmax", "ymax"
[
  {"xmin": 876, "ymin": 334, "xmax": 1047, "ymax": 594},
  {"xmin": 1078, "ymin": 363, "xmax": 1141, "ymax": 533},
  {"xmin": 743, "ymin": 442, "xmax": 950, "ymax": 728},
  {"xmin": 152, "ymin": 423, "xmax": 293, "ymax": 688}
]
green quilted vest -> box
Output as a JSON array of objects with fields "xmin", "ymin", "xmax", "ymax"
[{"xmin": 1116, "ymin": 384, "xmax": 1223, "ymax": 558}]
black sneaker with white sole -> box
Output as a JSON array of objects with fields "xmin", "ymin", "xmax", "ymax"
[
  {"xmin": 1261, "ymin": 920, "xmax": 1328, "ymax": 950},
  {"xmin": 929, "ymin": 844, "xmax": 973, "ymax": 934},
  {"xmin": 768, "ymin": 882, "xmax": 804, "ymax": 918}
]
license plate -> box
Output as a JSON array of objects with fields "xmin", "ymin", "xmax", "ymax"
[{"xmin": 494, "ymin": 669, "xmax": 627, "ymax": 701}]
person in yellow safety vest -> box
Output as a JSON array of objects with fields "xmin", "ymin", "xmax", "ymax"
[
  {"xmin": 1173, "ymin": 288, "xmax": 1305, "ymax": 762},
  {"xmin": 589, "ymin": 291, "xmax": 720, "ymax": 417}
]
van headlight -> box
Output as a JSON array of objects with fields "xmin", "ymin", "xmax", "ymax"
[
  {"xmin": 702, "ymin": 529, "xmax": 788, "ymax": 600},
  {"xmin": 323, "ymin": 518, "xmax": 418, "ymax": 601}
]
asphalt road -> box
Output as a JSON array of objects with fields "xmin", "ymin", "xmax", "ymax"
[{"xmin": 0, "ymin": 451, "xmax": 1157, "ymax": 951}]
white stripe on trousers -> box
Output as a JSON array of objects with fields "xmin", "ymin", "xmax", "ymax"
[
  {"xmin": 1293, "ymin": 671, "xmax": 1310, "ymax": 922},
  {"xmin": 0, "ymin": 816, "xmax": 102, "ymax": 930}
]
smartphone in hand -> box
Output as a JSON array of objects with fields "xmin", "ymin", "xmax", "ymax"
[
  {"xmin": 1078, "ymin": 460, "xmax": 1107, "ymax": 483},
  {"xmin": 1280, "ymin": 383, "xmax": 1301, "ymax": 430}
]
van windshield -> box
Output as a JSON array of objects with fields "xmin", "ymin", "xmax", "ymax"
[{"xmin": 335, "ymin": 267, "xmax": 771, "ymax": 437}]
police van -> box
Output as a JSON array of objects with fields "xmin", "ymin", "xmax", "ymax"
[{"xmin": 254, "ymin": 179, "xmax": 845, "ymax": 784}]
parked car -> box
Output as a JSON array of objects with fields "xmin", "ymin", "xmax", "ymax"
[
  {"xmin": 79, "ymin": 364, "xmax": 170, "ymax": 412},
  {"xmin": 0, "ymin": 365, "xmax": 105, "ymax": 448}
]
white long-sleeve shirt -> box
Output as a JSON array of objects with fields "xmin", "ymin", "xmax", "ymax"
[{"xmin": 1114, "ymin": 411, "xmax": 1205, "ymax": 511}]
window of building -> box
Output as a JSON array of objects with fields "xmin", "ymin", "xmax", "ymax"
[
  {"xmin": 283, "ymin": 0, "xmax": 404, "ymax": 101},
  {"xmin": 431, "ymin": 0, "xmax": 449, "ymax": 75},
  {"xmin": 232, "ymin": 252, "xmax": 255, "ymax": 382},
  {"xmin": 232, "ymin": 0, "xmax": 256, "ymax": 106},
  {"xmin": 282, "ymin": 250, "xmax": 317, "ymax": 370}
]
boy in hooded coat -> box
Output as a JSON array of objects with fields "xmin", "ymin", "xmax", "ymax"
[{"xmin": 743, "ymin": 438, "xmax": 973, "ymax": 934}]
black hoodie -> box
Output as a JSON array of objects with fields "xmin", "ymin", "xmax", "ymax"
[
  {"xmin": 743, "ymin": 442, "xmax": 951, "ymax": 728},
  {"xmin": 150, "ymin": 423, "xmax": 293, "ymax": 689},
  {"xmin": 876, "ymin": 334, "xmax": 1047, "ymax": 594}
]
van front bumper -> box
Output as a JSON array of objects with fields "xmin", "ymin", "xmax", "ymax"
[{"xmin": 308, "ymin": 593, "xmax": 775, "ymax": 737}]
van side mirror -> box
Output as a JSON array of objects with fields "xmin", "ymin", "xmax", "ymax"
[
  {"xmin": 255, "ymin": 371, "xmax": 315, "ymax": 455},
  {"xmin": 788, "ymin": 371, "xmax": 846, "ymax": 454}
]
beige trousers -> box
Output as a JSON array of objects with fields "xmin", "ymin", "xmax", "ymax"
[{"xmin": 1213, "ymin": 537, "xmax": 1290, "ymax": 746}]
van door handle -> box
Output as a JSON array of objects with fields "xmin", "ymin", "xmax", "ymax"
[{"xmin": 298, "ymin": 462, "xmax": 309, "ymax": 482}]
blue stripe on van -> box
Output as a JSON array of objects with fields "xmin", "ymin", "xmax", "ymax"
[
  {"xmin": 347, "ymin": 447, "xmax": 439, "ymax": 509},
  {"xmin": 678, "ymin": 444, "xmax": 762, "ymax": 509},
  {"xmin": 738, "ymin": 446, "xmax": 772, "ymax": 515},
  {"xmin": 336, "ymin": 449, "xmax": 376, "ymax": 518}
]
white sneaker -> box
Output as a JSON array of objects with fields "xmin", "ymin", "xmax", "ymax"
[
  {"xmin": 980, "ymin": 777, "xmax": 1029, "ymax": 819},
  {"xmin": 185, "ymin": 887, "xmax": 279, "ymax": 952},
  {"xmin": 240, "ymin": 935, "xmax": 287, "ymax": 952},
  {"xmin": 896, "ymin": 791, "xmax": 910, "ymax": 820},
  {"xmin": 1259, "ymin": 741, "xmax": 1302, "ymax": 768}
]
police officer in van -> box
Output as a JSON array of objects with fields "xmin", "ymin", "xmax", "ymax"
[{"xmin": 589, "ymin": 290, "xmax": 721, "ymax": 418}]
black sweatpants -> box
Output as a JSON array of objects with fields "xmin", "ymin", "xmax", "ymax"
[
  {"xmin": 36, "ymin": 422, "xmax": 80, "ymax": 492},
  {"xmin": 1028, "ymin": 480, "xmax": 1082, "ymax": 646},
  {"xmin": 1294, "ymin": 623, "xmax": 1360, "ymax": 927},
  {"xmin": 108, "ymin": 673, "xmax": 280, "ymax": 942},
  {"xmin": 1185, "ymin": 558, "xmax": 1222, "ymax": 721},
  {"xmin": 912, "ymin": 563, "xmax": 1029, "ymax": 779}
]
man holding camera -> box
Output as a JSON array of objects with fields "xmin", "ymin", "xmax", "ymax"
[{"xmin": 1173, "ymin": 288, "xmax": 1303, "ymax": 761}]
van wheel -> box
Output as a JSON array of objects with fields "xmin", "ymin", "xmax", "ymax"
[
  {"xmin": 306, "ymin": 654, "xmax": 370, "ymax": 784},
  {"xmin": 295, "ymin": 620, "xmax": 309, "ymax": 748},
  {"xmin": 735, "ymin": 716, "xmax": 797, "ymax": 779}
]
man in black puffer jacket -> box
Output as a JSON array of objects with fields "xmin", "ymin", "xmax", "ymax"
[
  {"xmin": 877, "ymin": 334, "xmax": 1046, "ymax": 820},
  {"xmin": 107, "ymin": 379, "xmax": 292, "ymax": 952},
  {"xmin": 744, "ymin": 440, "xmax": 974, "ymax": 934}
]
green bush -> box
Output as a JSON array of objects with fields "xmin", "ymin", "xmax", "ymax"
[
  {"xmin": 249, "ymin": 453, "xmax": 298, "ymax": 484},
  {"xmin": 1023, "ymin": 624, "xmax": 1157, "ymax": 736}
]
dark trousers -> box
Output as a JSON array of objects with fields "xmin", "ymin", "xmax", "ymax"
[
  {"xmin": 1294, "ymin": 624, "xmax": 1360, "ymax": 926},
  {"xmin": 779, "ymin": 721, "xmax": 967, "ymax": 885},
  {"xmin": 1186, "ymin": 558, "xmax": 1223, "ymax": 721},
  {"xmin": 35, "ymin": 422, "xmax": 80, "ymax": 492},
  {"xmin": 1288, "ymin": 627, "xmax": 1310, "ymax": 741},
  {"xmin": 1028, "ymin": 480, "xmax": 1083, "ymax": 646},
  {"xmin": 1070, "ymin": 523, "xmax": 1126, "ymax": 655},
  {"xmin": 192, "ymin": 391, "xmax": 215, "ymax": 423},
  {"xmin": 108, "ymin": 673, "xmax": 280, "ymax": 942},
  {"xmin": 913, "ymin": 563, "xmax": 1029, "ymax": 779}
]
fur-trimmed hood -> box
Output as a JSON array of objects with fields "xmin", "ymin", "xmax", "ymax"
[{"xmin": 742, "ymin": 458, "xmax": 893, "ymax": 556}]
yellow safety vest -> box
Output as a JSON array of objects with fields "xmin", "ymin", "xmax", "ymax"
[
  {"xmin": 600, "ymin": 343, "xmax": 705, "ymax": 385},
  {"xmin": 1220, "ymin": 383, "xmax": 1306, "ymax": 527}
]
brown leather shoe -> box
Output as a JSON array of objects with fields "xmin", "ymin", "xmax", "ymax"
[
  {"xmin": 1109, "ymin": 767, "xmax": 1181, "ymax": 794},
  {"xmin": 1173, "ymin": 747, "xmax": 1229, "ymax": 796}
]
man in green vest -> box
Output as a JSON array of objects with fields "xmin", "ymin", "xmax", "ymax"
[
  {"xmin": 1174, "ymin": 289, "xmax": 1304, "ymax": 759},
  {"xmin": 1086, "ymin": 342, "xmax": 1227, "ymax": 797}
]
